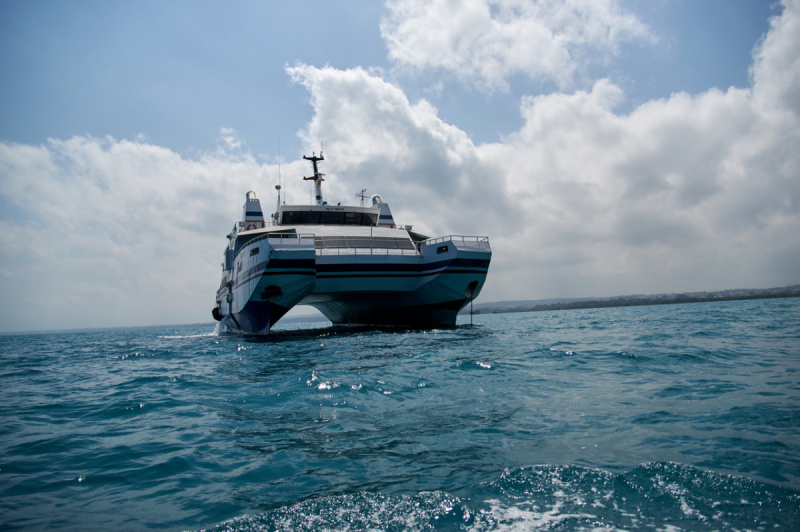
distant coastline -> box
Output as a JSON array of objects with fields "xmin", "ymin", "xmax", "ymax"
[{"xmin": 466, "ymin": 284, "xmax": 800, "ymax": 315}]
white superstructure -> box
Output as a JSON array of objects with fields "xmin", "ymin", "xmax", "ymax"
[{"xmin": 213, "ymin": 152, "xmax": 491, "ymax": 334}]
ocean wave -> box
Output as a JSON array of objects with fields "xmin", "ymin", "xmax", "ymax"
[{"xmin": 202, "ymin": 463, "xmax": 799, "ymax": 531}]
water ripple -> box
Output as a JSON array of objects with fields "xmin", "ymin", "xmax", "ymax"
[{"xmin": 0, "ymin": 299, "xmax": 798, "ymax": 530}]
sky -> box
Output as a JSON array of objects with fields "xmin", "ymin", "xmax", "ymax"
[{"xmin": 0, "ymin": 0, "xmax": 797, "ymax": 332}]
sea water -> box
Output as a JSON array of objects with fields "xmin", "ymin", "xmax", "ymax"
[{"xmin": 1, "ymin": 298, "xmax": 799, "ymax": 530}]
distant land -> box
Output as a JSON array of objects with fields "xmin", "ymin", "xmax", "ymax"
[{"xmin": 462, "ymin": 284, "xmax": 800, "ymax": 315}]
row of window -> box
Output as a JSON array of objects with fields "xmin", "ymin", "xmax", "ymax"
[
  {"xmin": 315, "ymin": 236, "xmax": 416, "ymax": 250},
  {"xmin": 281, "ymin": 211, "xmax": 378, "ymax": 226}
]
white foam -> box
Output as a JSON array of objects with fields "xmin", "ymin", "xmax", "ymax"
[{"xmin": 469, "ymin": 499, "xmax": 596, "ymax": 531}]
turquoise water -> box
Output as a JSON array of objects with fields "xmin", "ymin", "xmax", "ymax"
[{"xmin": 1, "ymin": 298, "xmax": 799, "ymax": 530}]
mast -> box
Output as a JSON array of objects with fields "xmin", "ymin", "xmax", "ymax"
[
  {"xmin": 356, "ymin": 188, "xmax": 368, "ymax": 207},
  {"xmin": 273, "ymin": 185, "xmax": 282, "ymax": 225},
  {"xmin": 302, "ymin": 151, "xmax": 325, "ymax": 205}
]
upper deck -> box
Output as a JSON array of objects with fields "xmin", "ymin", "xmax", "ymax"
[{"xmin": 226, "ymin": 152, "xmax": 489, "ymax": 259}]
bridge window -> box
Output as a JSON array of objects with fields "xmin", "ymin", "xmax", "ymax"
[
  {"xmin": 320, "ymin": 211, "xmax": 345, "ymax": 224},
  {"xmin": 301, "ymin": 211, "xmax": 321, "ymax": 224},
  {"xmin": 344, "ymin": 212, "xmax": 362, "ymax": 225},
  {"xmin": 281, "ymin": 211, "xmax": 378, "ymax": 225},
  {"xmin": 282, "ymin": 211, "xmax": 302, "ymax": 224}
]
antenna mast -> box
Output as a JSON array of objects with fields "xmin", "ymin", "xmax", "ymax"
[
  {"xmin": 274, "ymin": 185, "xmax": 282, "ymax": 224},
  {"xmin": 302, "ymin": 149, "xmax": 325, "ymax": 205},
  {"xmin": 356, "ymin": 188, "xmax": 368, "ymax": 207}
]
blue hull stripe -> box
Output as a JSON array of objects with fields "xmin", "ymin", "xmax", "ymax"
[
  {"xmin": 269, "ymin": 259, "xmax": 317, "ymax": 269},
  {"xmin": 234, "ymin": 257, "xmax": 490, "ymax": 287},
  {"xmin": 316, "ymin": 258, "xmax": 490, "ymax": 274},
  {"xmin": 316, "ymin": 269, "xmax": 488, "ymax": 279}
]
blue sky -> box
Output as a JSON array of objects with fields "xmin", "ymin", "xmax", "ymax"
[
  {"xmin": 1, "ymin": 0, "xmax": 797, "ymax": 331},
  {"xmin": 1, "ymin": 1, "xmax": 384, "ymax": 159},
  {"xmin": 0, "ymin": 1, "xmax": 776, "ymax": 156}
]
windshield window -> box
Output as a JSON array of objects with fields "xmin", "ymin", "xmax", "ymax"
[{"xmin": 281, "ymin": 211, "xmax": 378, "ymax": 225}]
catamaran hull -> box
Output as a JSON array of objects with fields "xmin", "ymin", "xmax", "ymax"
[
  {"xmin": 215, "ymin": 236, "xmax": 317, "ymax": 335},
  {"xmin": 215, "ymin": 221, "xmax": 490, "ymax": 334},
  {"xmin": 301, "ymin": 240, "xmax": 491, "ymax": 328},
  {"xmin": 222, "ymin": 301, "xmax": 292, "ymax": 334}
]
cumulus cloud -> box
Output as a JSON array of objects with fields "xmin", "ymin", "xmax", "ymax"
[
  {"xmin": 291, "ymin": 0, "xmax": 799, "ymax": 299},
  {"xmin": 381, "ymin": 0, "xmax": 652, "ymax": 92},
  {"xmin": 0, "ymin": 130, "xmax": 312, "ymax": 331},
  {"xmin": 286, "ymin": 63, "xmax": 512, "ymax": 238}
]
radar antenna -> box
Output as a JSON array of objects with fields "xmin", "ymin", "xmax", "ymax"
[
  {"xmin": 355, "ymin": 188, "xmax": 368, "ymax": 207},
  {"xmin": 302, "ymin": 150, "xmax": 325, "ymax": 205}
]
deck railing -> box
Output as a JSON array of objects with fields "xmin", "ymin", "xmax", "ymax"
[
  {"xmin": 315, "ymin": 246, "xmax": 418, "ymax": 256},
  {"xmin": 268, "ymin": 233, "xmax": 315, "ymax": 247},
  {"xmin": 234, "ymin": 221, "xmax": 275, "ymax": 233},
  {"xmin": 234, "ymin": 232, "xmax": 490, "ymax": 259},
  {"xmin": 421, "ymin": 235, "xmax": 490, "ymax": 248},
  {"xmin": 315, "ymin": 236, "xmax": 418, "ymax": 256},
  {"xmin": 234, "ymin": 232, "xmax": 315, "ymax": 259}
]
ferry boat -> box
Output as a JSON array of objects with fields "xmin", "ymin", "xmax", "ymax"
[{"xmin": 212, "ymin": 152, "xmax": 491, "ymax": 334}]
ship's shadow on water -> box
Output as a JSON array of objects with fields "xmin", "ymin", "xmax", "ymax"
[{"xmin": 220, "ymin": 322, "xmax": 490, "ymax": 344}]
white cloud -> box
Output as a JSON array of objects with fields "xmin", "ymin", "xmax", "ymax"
[
  {"xmin": 381, "ymin": 0, "xmax": 652, "ymax": 92},
  {"xmin": 290, "ymin": 0, "xmax": 799, "ymax": 299},
  {"xmin": 750, "ymin": 0, "xmax": 800, "ymax": 118},
  {"xmin": 0, "ymin": 131, "xmax": 312, "ymax": 331}
]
